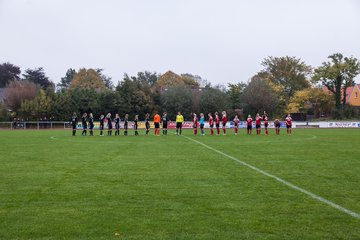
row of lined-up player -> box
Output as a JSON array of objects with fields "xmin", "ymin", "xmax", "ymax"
[{"xmin": 70, "ymin": 111, "xmax": 293, "ymax": 136}]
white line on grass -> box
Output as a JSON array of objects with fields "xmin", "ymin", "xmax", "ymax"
[{"xmin": 181, "ymin": 135, "xmax": 360, "ymax": 219}]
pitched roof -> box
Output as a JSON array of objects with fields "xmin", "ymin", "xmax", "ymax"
[
  {"xmin": 322, "ymin": 83, "xmax": 360, "ymax": 104},
  {"xmin": 346, "ymin": 86, "xmax": 354, "ymax": 102},
  {"xmin": 0, "ymin": 88, "xmax": 6, "ymax": 102}
]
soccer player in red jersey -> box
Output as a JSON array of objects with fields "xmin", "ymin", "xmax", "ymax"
[
  {"xmin": 193, "ymin": 113, "xmax": 198, "ymax": 135},
  {"xmin": 285, "ymin": 113, "xmax": 292, "ymax": 134},
  {"xmin": 208, "ymin": 113, "xmax": 214, "ymax": 135},
  {"xmin": 263, "ymin": 111, "xmax": 269, "ymax": 135},
  {"xmin": 255, "ymin": 113, "xmax": 262, "ymax": 135},
  {"xmin": 274, "ymin": 119, "xmax": 280, "ymax": 135},
  {"xmin": 233, "ymin": 114, "xmax": 240, "ymax": 135},
  {"xmin": 222, "ymin": 111, "xmax": 227, "ymax": 135},
  {"xmin": 215, "ymin": 112, "xmax": 220, "ymax": 135},
  {"xmin": 246, "ymin": 114, "xmax": 253, "ymax": 135}
]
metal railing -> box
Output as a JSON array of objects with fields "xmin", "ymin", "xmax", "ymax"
[{"xmin": 0, "ymin": 121, "xmax": 69, "ymax": 130}]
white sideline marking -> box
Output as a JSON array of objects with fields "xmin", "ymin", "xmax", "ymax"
[{"xmin": 182, "ymin": 135, "xmax": 360, "ymax": 219}]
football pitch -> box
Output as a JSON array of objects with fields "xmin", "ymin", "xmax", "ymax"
[{"xmin": 0, "ymin": 129, "xmax": 359, "ymax": 239}]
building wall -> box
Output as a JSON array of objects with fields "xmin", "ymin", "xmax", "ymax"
[{"xmin": 348, "ymin": 85, "xmax": 360, "ymax": 106}]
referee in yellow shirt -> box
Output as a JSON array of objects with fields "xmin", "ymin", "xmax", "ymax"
[{"xmin": 175, "ymin": 111, "xmax": 184, "ymax": 135}]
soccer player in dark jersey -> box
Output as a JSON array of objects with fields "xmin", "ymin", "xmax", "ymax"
[
  {"xmin": 106, "ymin": 113, "xmax": 112, "ymax": 136},
  {"xmin": 263, "ymin": 111, "xmax": 269, "ymax": 135},
  {"xmin": 255, "ymin": 113, "xmax": 262, "ymax": 135},
  {"xmin": 208, "ymin": 113, "xmax": 214, "ymax": 135},
  {"xmin": 114, "ymin": 114, "xmax": 120, "ymax": 136},
  {"xmin": 215, "ymin": 112, "xmax": 220, "ymax": 135},
  {"xmin": 285, "ymin": 113, "xmax": 292, "ymax": 135},
  {"xmin": 222, "ymin": 111, "xmax": 227, "ymax": 135},
  {"xmin": 233, "ymin": 114, "xmax": 240, "ymax": 135},
  {"xmin": 246, "ymin": 114, "xmax": 253, "ymax": 135},
  {"xmin": 89, "ymin": 113, "xmax": 94, "ymax": 136},
  {"xmin": 145, "ymin": 113, "xmax": 150, "ymax": 135},
  {"xmin": 274, "ymin": 119, "xmax": 281, "ymax": 135},
  {"xmin": 81, "ymin": 113, "xmax": 88, "ymax": 136},
  {"xmin": 99, "ymin": 114, "xmax": 105, "ymax": 136},
  {"xmin": 124, "ymin": 114, "xmax": 129, "ymax": 136},
  {"xmin": 162, "ymin": 112, "xmax": 169, "ymax": 135},
  {"xmin": 134, "ymin": 114, "xmax": 139, "ymax": 136},
  {"xmin": 193, "ymin": 113, "xmax": 198, "ymax": 135},
  {"xmin": 70, "ymin": 112, "xmax": 78, "ymax": 136}
]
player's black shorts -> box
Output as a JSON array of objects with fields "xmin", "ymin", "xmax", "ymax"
[
  {"xmin": 89, "ymin": 123, "xmax": 94, "ymax": 130},
  {"xmin": 200, "ymin": 123, "xmax": 204, "ymax": 129},
  {"xmin": 247, "ymin": 125, "xmax": 252, "ymax": 130},
  {"xmin": 176, "ymin": 122, "xmax": 182, "ymax": 128},
  {"xmin": 256, "ymin": 124, "xmax": 261, "ymax": 129},
  {"xmin": 275, "ymin": 123, "xmax": 280, "ymax": 128},
  {"xmin": 115, "ymin": 124, "xmax": 120, "ymax": 130},
  {"xmin": 146, "ymin": 123, "xmax": 150, "ymax": 129},
  {"xmin": 72, "ymin": 124, "xmax": 76, "ymax": 130},
  {"xmin": 286, "ymin": 124, "xmax": 292, "ymax": 129},
  {"xmin": 100, "ymin": 124, "xmax": 104, "ymax": 130},
  {"xmin": 216, "ymin": 123, "xmax": 220, "ymax": 128},
  {"xmin": 83, "ymin": 124, "xmax": 87, "ymax": 130},
  {"xmin": 264, "ymin": 123, "xmax": 268, "ymax": 128},
  {"xmin": 154, "ymin": 122, "xmax": 160, "ymax": 129},
  {"xmin": 222, "ymin": 122, "xmax": 227, "ymax": 127},
  {"xmin": 210, "ymin": 124, "xmax": 214, "ymax": 128},
  {"xmin": 162, "ymin": 123, "xmax": 168, "ymax": 129}
]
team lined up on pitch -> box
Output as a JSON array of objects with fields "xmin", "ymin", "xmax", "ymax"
[{"xmin": 70, "ymin": 111, "xmax": 293, "ymax": 136}]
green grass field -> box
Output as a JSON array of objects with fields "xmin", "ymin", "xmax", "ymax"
[{"xmin": 0, "ymin": 128, "xmax": 359, "ymax": 239}]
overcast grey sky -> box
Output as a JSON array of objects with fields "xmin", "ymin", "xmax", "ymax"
[{"xmin": 1, "ymin": 0, "xmax": 359, "ymax": 85}]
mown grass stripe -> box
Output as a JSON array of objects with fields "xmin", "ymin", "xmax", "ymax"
[{"xmin": 182, "ymin": 135, "xmax": 360, "ymax": 219}]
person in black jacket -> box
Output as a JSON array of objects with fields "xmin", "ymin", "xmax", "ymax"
[
  {"xmin": 70, "ymin": 112, "xmax": 78, "ymax": 136},
  {"xmin": 134, "ymin": 115, "xmax": 139, "ymax": 136},
  {"xmin": 99, "ymin": 114, "xmax": 105, "ymax": 136},
  {"xmin": 123, "ymin": 114, "xmax": 129, "ymax": 136},
  {"xmin": 12, "ymin": 117, "xmax": 17, "ymax": 130},
  {"xmin": 106, "ymin": 113, "xmax": 112, "ymax": 136},
  {"xmin": 114, "ymin": 113, "xmax": 120, "ymax": 136},
  {"xmin": 81, "ymin": 113, "xmax": 87, "ymax": 136},
  {"xmin": 89, "ymin": 113, "xmax": 94, "ymax": 136}
]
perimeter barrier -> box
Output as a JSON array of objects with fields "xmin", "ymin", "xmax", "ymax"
[{"xmin": 1, "ymin": 121, "xmax": 360, "ymax": 130}]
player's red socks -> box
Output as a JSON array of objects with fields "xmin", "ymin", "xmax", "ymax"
[
  {"xmin": 194, "ymin": 129, "xmax": 197, "ymax": 135},
  {"xmin": 155, "ymin": 129, "xmax": 160, "ymax": 136},
  {"xmin": 210, "ymin": 129, "xmax": 214, "ymax": 135},
  {"xmin": 217, "ymin": 128, "xmax": 220, "ymax": 135}
]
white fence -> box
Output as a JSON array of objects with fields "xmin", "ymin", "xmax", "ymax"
[{"xmin": 0, "ymin": 121, "xmax": 69, "ymax": 130}]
